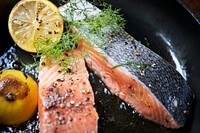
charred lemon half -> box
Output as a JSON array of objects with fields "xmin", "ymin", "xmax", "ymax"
[{"xmin": 0, "ymin": 69, "xmax": 38, "ymax": 125}]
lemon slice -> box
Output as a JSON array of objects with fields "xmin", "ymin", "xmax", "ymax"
[{"xmin": 8, "ymin": 0, "xmax": 64, "ymax": 53}]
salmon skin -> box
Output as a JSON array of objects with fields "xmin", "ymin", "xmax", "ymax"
[
  {"xmin": 38, "ymin": 57, "xmax": 98, "ymax": 133},
  {"xmin": 59, "ymin": 0, "xmax": 194, "ymax": 129}
]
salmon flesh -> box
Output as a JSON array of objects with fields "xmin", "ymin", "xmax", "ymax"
[
  {"xmin": 38, "ymin": 57, "xmax": 98, "ymax": 133},
  {"xmin": 59, "ymin": 0, "xmax": 194, "ymax": 129}
]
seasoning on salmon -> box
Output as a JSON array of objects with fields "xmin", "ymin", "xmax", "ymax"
[
  {"xmin": 76, "ymin": 34, "xmax": 193, "ymax": 129},
  {"xmin": 38, "ymin": 56, "xmax": 98, "ymax": 133},
  {"xmin": 59, "ymin": 0, "xmax": 194, "ymax": 128}
]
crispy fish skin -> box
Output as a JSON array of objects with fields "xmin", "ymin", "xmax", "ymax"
[
  {"xmin": 59, "ymin": 0, "xmax": 194, "ymax": 128},
  {"xmin": 76, "ymin": 29, "xmax": 194, "ymax": 128},
  {"xmin": 100, "ymin": 30, "xmax": 194, "ymax": 127}
]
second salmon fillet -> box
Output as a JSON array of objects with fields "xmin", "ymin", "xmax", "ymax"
[{"xmin": 38, "ymin": 57, "xmax": 98, "ymax": 133}]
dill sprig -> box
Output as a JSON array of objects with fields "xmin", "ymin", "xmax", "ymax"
[
  {"xmin": 70, "ymin": 3, "xmax": 126, "ymax": 35},
  {"xmin": 34, "ymin": 29, "xmax": 81, "ymax": 68},
  {"xmin": 113, "ymin": 61, "xmax": 148, "ymax": 69},
  {"xmin": 63, "ymin": 1, "xmax": 126, "ymax": 47},
  {"xmin": 34, "ymin": 0, "xmax": 125, "ymax": 68},
  {"xmin": 20, "ymin": 59, "xmax": 39, "ymax": 70},
  {"xmin": 97, "ymin": 2, "xmax": 126, "ymax": 34}
]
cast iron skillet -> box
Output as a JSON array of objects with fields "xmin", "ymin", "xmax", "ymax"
[{"xmin": 0, "ymin": 0, "xmax": 200, "ymax": 133}]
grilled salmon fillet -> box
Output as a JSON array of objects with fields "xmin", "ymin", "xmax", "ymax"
[
  {"xmin": 58, "ymin": 0, "xmax": 194, "ymax": 129},
  {"xmin": 76, "ymin": 39, "xmax": 194, "ymax": 128},
  {"xmin": 38, "ymin": 56, "xmax": 98, "ymax": 133}
]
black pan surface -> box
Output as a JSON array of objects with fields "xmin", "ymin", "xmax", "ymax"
[{"xmin": 0, "ymin": 0, "xmax": 200, "ymax": 133}]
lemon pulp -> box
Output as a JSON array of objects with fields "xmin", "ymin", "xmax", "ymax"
[{"xmin": 8, "ymin": 0, "xmax": 64, "ymax": 52}]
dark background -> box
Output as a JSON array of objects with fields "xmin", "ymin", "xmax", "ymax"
[{"xmin": 0, "ymin": 0, "xmax": 200, "ymax": 133}]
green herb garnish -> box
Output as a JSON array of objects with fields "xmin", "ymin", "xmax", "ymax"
[
  {"xmin": 20, "ymin": 59, "xmax": 39, "ymax": 71},
  {"xmin": 70, "ymin": 3, "xmax": 126, "ymax": 34},
  {"xmin": 113, "ymin": 61, "xmax": 148, "ymax": 69},
  {"xmin": 112, "ymin": 61, "xmax": 132, "ymax": 68},
  {"xmin": 34, "ymin": 0, "xmax": 125, "ymax": 69}
]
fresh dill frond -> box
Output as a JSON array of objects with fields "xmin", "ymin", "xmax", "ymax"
[
  {"xmin": 34, "ymin": 0, "xmax": 126, "ymax": 69},
  {"xmin": 63, "ymin": 1, "xmax": 126, "ymax": 48},
  {"xmin": 98, "ymin": 2, "xmax": 126, "ymax": 34},
  {"xmin": 81, "ymin": 6, "xmax": 124, "ymax": 33},
  {"xmin": 20, "ymin": 60, "xmax": 39, "ymax": 70},
  {"xmin": 67, "ymin": 2, "xmax": 126, "ymax": 36},
  {"xmin": 113, "ymin": 61, "xmax": 148, "ymax": 69},
  {"xmin": 112, "ymin": 61, "xmax": 132, "ymax": 68},
  {"xmin": 135, "ymin": 63, "xmax": 148, "ymax": 68},
  {"xmin": 34, "ymin": 29, "xmax": 81, "ymax": 68}
]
